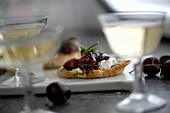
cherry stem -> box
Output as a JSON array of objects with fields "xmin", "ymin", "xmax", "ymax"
[
  {"xmin": 129, "ymin": 69, "xmax": 135, "ymax": 74},
  {"xmin": 129, "ymin": 63, "xmax": 162, "ymax": 74},
  {"xmin": 143, "ymin": 64, "xmax": 162, "ymax": 66}
]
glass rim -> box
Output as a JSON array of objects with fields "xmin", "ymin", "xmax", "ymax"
[
  {"xmin": 98, "ymin": 11, "xmax": 166, "ymax": 27},
  {"xmin": 98, "ymin": 11, "xmax": 166, "ymax": 21},
  {"xmin": 0, "ymin": 15, "xmax": 48, "ymax": 27},
  {"xmin": 0, "ymin": 26, "xmax": 63, "ymax": 46},
  {"xmin": 98, "ymin": 11, "xmax": 166, "ymax": 17}
]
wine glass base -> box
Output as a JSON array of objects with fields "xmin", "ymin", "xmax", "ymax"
[
  {"xmin": 20, "ymin": 108, "xmax": 57, "ymax": 113},
  {"xmin": 1, "ymin": 76, "xmax": 44, "ymax": 86},
  {"xmin": 116, "ymin": 93, "xmax": 166, "ymax": 113}
]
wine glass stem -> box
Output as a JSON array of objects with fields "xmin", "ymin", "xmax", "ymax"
[
  {"xmin": 22, "ymin": 68, "xmax": 35, "ymax": 112},
  {"xmin": 133, "ymin": 58, "xmax": 145, "ymax": 94},
  {"xmin": 15, "ymin": 68, "xmax": 21, "ymax": 86}
]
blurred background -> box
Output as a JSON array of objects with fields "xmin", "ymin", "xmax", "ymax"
[
  {"xmin": 0, "ymin": 0, "xmax": 106, "ymax": 34},
  {"xmin": 0, "ymin": 0, "xmax": 169, "ymax": 54}
]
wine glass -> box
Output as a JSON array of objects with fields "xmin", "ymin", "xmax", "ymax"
[
  {"xmin": 0, "ymin": 27, "xmax": 62, "ymax": 113},
  {"xmin": 0, "ymin": 15, "xmax": 48, "ymax": 86},
  {"xmin": 98, "ymin": 11, "xmax": 166, "ymax": 113}
]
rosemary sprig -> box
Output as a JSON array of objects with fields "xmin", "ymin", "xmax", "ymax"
[
  {"xmin": 87, "ymin": 42, "xmax": 99, "ymax": 50},
  {"xmin": 80, "ymin": 41, "xmax": 99, "ymax": 55}
]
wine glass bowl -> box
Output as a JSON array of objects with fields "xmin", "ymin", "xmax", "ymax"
[
  {"xmin": 0, "ymin": 15, "xmax": 48, "ymax": 86},
  {"xmin": 98, "ymin": 12, "xmax": 164, "ymax": 58},
  {"xmin": 98, "ymin": 12, "xmax": 166, "ymax": 113},
  {"xmin": 0, "ymin": 28, "xmax": 60, "ymax": 68}
]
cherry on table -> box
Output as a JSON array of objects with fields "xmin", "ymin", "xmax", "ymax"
[
  {"xmin": 160, "ymin": 60, "xmax": 170, "ymax": 79},
  {"xmin": 160, "ymin": 55, "xmax": 170, "ymax": 65},
  {"xmin": 142, "ymin": 57, "xmax": 160, "ymax": 76},
  {"xmin": 46, "ymin": 82, "xmax": 71, "ymax": 105}
]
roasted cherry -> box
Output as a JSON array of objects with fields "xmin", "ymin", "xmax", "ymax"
[
  {"xmin": 160, "ymin": 55, "xmax": 170, "ymax": 65},
  {"xmin": 59, "ymin": 38, "xmax": 80, "ymax": 54},
  {"xmin": 64, "ymin": 44, "xmax": 77, "ymax": 54},
  {"xmin": 63, "ymin": 58, "xmax": 79, "ymax": 70},
  {"xmin": 142, "ymin": 57, "xmax": 160, "ymax": 76},
  {"xmin": 46, "ymin": 82, "xmax": 71, "ymax": 105},
  {"xmin": 97, "ymin": 54, "xmax": 110, "ymax": 62},
  {"xmin": 78, "ymin": 52, "xmax": 98, "ymax": 72},
  {"xmin": 160, "ymin": 60, "xmax": 170, "ymax": 79}
]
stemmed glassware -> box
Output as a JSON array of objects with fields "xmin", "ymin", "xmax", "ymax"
[
  {"xmin": 0, "ymin": 15, "xmax": 47, "ymax": 86},
  {"xmin": 98, "ymin": 12, "xmax": 166, "ymax": 113},
  {"xmin": 0, "ymin": 27, "xmax": 62, "ymax": 113}
]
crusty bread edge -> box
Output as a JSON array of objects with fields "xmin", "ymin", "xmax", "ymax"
[
  {"xmin": 43, "ymin": 51, "xmax": 81, "ymax": 69},
  {"xmin": 57, "ymin": 60, "xmax": 131, "ymax": 79}
]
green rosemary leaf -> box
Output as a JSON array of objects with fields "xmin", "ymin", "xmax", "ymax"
[
  {"xmin": 87, "ymin": 42, "xmax": 99, "ymax": 50},
  {"xmin": 80, "ymin": 46, "xmax": 87, "ymax": 51},
  {"xmin": 89, "ymin": 48, "xmax": 97, "ymax": 51},
  {"xmin": 81, "ymin": 42, "xmax": 99, "ymax": 55}
]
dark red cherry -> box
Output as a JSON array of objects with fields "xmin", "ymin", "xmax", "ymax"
[
  {"xmin": 97, "ymin": 54, "xmax": 110, "ymax": 62},
  {"xmin": 160, "ymin": 60, "xmax": 170, "ymax": 79},
  {"xmin": 142, "ymin": 57, "xmax": 160, "ymax": 76},
  {"xmin": 90, "ymin": 50, "xmax": 109, "ymax": 61},
  {"xmin": 63, "ymin": 58, "xmax": 79, "ymax": 70},
  {"xmin": 160, "ymin": 55, "xmax": 170, "ymax": 65},
  {"xmin": 59, "ymin": 38, "xmax": 80, "ymax": 54},
  {"xmin": 78, "ymin": 52, "xmax": 98, "ymax": 71},
  {"xmin": 63, "ymin": 44, "xmax": 77, "ymax": 54},
  {"xmin": 46, "ymin": 82, "xmax": 71, "ymax": 105},
  {"xmin": 78, "ymin": 53, "xmax": 97, "ymax": 66}
]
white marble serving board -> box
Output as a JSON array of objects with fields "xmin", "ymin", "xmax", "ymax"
[{"xmin": 0, "ymin": 59, "xmax": 135, "ymax": 96}]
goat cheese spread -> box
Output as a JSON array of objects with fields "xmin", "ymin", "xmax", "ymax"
[{"xmin": 99, "ymin": 57, "xmax": 117, "ymax": 70}]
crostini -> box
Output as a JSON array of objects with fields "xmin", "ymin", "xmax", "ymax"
[{"xmin": 57, "ymin": 42, "xmax": 130, "ymax": 78}]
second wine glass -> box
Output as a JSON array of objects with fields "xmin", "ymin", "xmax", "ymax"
[{"xmin": 98, "ymin": 11, "xmax": 166, "ymax": 113}]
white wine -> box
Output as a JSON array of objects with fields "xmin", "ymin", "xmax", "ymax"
[
  {"xmin": 103, "ymin": 21, "xmax": 163, "ymax": 57},
  {"xmin": 0, "ymin": 23, "xmax": 45, "ymax": 40},
  {"xmin": 0, "ymin": 38, "xmax": 58, "ymax": 67},
  {"xmin": 0, "ymin": 24, "xmax": 58, "ymax": 67}
]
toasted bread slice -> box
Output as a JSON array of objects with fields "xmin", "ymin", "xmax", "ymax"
[
  {"xmin": 57, "ymin": 60, "xmax": 130, "ymax": 79},
  {"xmin": 43, "ymin": 51, "xmax": 81, "ymax": 69}
]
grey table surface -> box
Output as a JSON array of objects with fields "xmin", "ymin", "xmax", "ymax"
[{"xmin": 0, "ymin": 31, "xmax": 170, "ymax": 113}]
